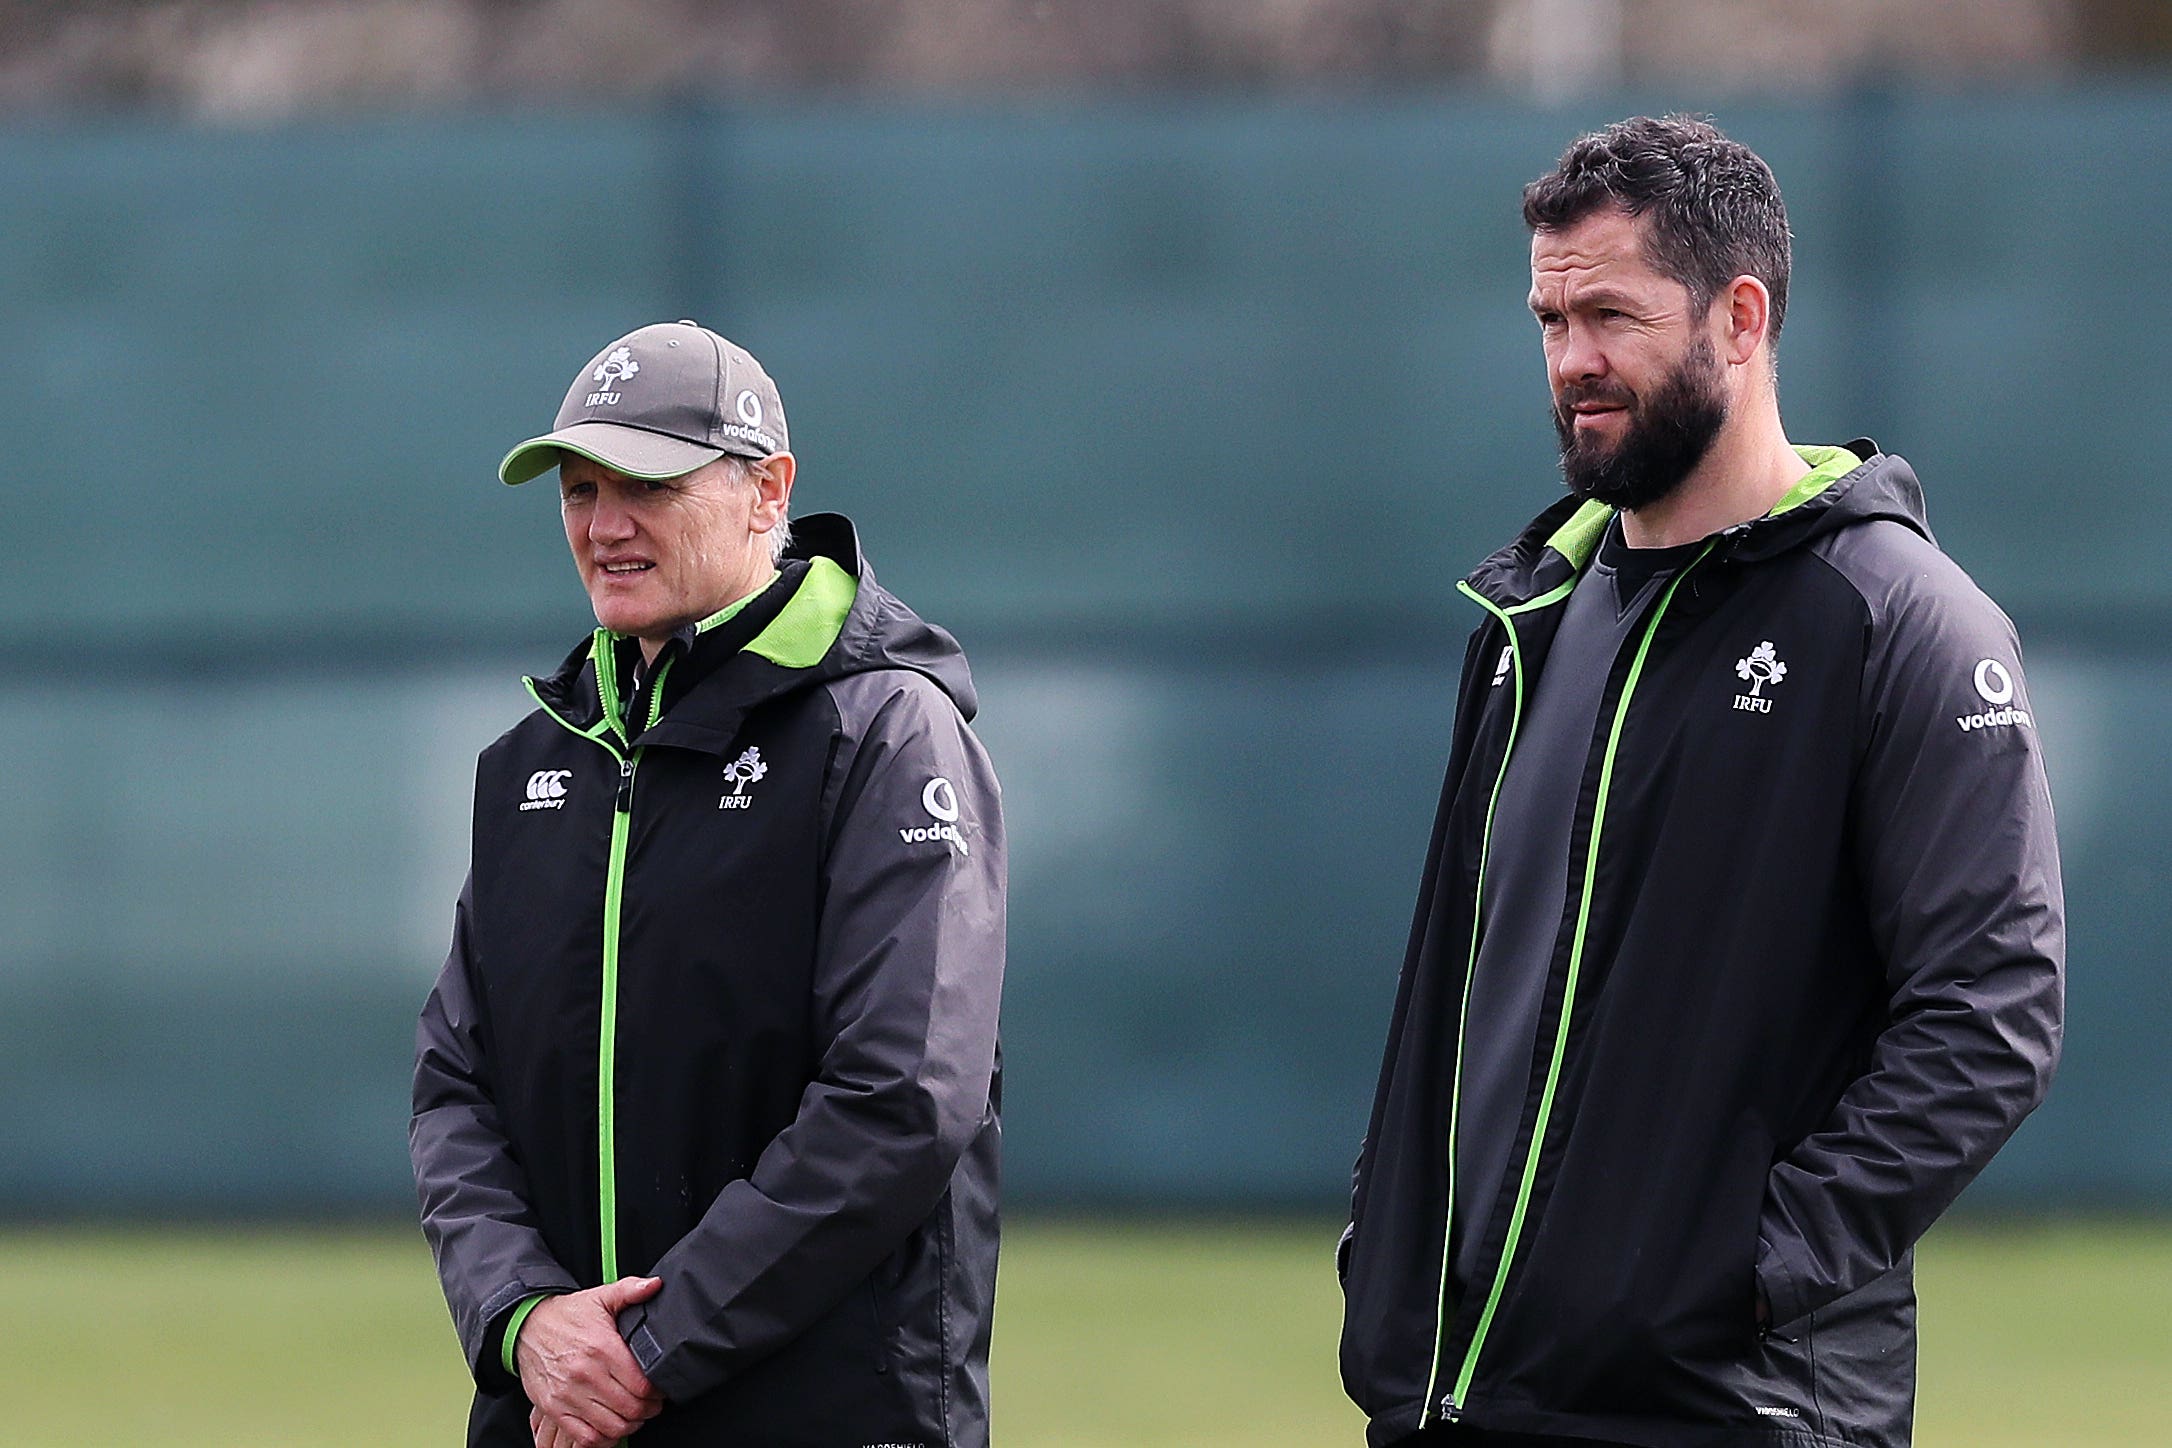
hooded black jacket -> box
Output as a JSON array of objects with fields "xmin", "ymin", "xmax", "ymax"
[
  {"xmin": 1339, "ymin": 445, "xmax": 2063, "ymax": 1448},
  {"xmin": 412, "ymin": 515, "xmax": 1005, "ymax": 1448}
]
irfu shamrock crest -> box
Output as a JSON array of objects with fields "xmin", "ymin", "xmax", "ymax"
[
  {"xmin": 593, "ymin": 346, "xmax": 640, "ymax": 388},
  {"xmin": 722, "ymin": 746, "xmax": 768, "ymax": 796},
  {"xmin": 1735, "ymin": 641, "xmax": 1788, "ymax": 697}
]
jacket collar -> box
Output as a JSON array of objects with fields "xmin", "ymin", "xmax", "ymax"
[
  {"xmin": 525, "ymin": 511, "xmax": 979, "ymax": 757},
  {"xmin": 1463, "ymin": 439, "xmax": 1921, "ymax": 606},
  {"xmin": 527, "ymin": 521, "xmax": 861, "ymax": 750}
]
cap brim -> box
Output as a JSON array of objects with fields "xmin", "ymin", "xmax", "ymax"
[{"xmin": 499, "ymin": 421, "xmax": 730, "ymax": 486}]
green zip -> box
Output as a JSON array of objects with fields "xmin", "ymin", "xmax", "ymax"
[
  {"xmin": 597, "ymin": 754, "xmax": 635, "ymax": 1280},
  {"xmin": 593, "ymin": 630, "xmax": 629, "ymax": 743},
  {"xmin": 645, "ymin": 653, "xmax": 676, "ymax": 731},
  {"xmin": 506, "ymin": 563, "xmax": 845, "ymax": 1284},
  {"xmin": 507, "ymin": 571, "xmax": 837, "ymax": 1288},
  {"xmin": 524, "ymin": 649, "xmax": 644, "ymax": 1284},
  {"xmin": 1423, "ymin": 574, "xmax": 1575, "ymax": 1423},
  {"xmin": 1437, "ymin": 545, "xmax": 1714, "ymax": 1419}
]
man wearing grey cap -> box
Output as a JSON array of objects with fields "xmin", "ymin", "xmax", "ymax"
[{"xmin": 412, "ymin": 321, "xmax": 1007, "ymax": 1448}]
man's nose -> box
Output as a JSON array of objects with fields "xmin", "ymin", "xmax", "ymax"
[
  {"xmin": 588, "ymin": 491, "xmax": 636, "ymax": 543},
  {"xmin": 1553, "ymin": 324, "xmax": 1607, "ymax": 388}
]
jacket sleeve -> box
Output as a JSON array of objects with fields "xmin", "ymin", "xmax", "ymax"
[
  {"xmin": 617, "ymin": 675, "xmax": 1007, "ymax": 1402},
  {"xmin": 411, "ymin": 874, "xmax": 581, "ymax": 1389},
  {"xmin": 1755, "ymin": 561, "xmax": 2064, "ymax": 1330}
]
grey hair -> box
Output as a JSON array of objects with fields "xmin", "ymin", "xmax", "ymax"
[{"xmin": 718, "ymin": 454, "xmax": 792, "ymax": 564}]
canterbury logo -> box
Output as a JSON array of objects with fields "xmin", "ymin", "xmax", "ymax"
[{"xmin": 520, "ymin": 769, "xmax": 572, "ymax": 811}]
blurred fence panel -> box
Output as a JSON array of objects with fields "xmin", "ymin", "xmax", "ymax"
[{"xmin": 1, "ymin": 90, "xmax": 2165, "ymax": 1212}]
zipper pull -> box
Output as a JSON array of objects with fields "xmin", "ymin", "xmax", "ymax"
[
  {"xmin": 615, "ymin": 757, "xmax": 635, "ymax": 813},
  {"xmin": 1438, "ymin": 1395, "xmax": 1460, "ymax": 1422}
]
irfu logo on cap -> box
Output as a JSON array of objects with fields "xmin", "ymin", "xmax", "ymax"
[{"xmin": 586, "ymin": 347, "xmax": 640, "ymax": 407}]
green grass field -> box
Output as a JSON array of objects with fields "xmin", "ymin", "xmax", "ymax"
[{"xmin": 3, "ymin": 1217, "xmax": 2164, "ymax": 1446}]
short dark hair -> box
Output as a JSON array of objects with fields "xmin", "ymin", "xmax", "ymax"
[{"xmin": 1523, "ymin": 114, "xmax": 1792, "ymax": 343}]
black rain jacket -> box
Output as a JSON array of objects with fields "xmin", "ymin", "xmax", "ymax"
[
  {"xmin": 1339, "ymin": 445, "xmax": 2063, "ymax": 1448},
  {"xmin": 412, "ymin": 514, "xmax": 1006, "ymax": 1448}
]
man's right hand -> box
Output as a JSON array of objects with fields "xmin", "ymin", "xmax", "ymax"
[{"xmin": 514, "ymin": 1276, "xmax": 666, "ymax": 1448}]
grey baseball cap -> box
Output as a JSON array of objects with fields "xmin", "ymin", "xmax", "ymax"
[{"xmin": 499, "ymin": 320, "xmax": 789, "ymax": 485}]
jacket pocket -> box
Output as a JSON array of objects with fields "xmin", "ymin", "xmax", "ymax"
[
  {"xmin": 1482, "ymin": 1123, "xmax": 1774, "ymax": 1419},
  {"xmin": 871, "ymin": 1217, "xmax": 945, "ymax": 1381},
  {"xmin": 866, "ymin": 1273, "xmax": 897, "ymax": 1375}
]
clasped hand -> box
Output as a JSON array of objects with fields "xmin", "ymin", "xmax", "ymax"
[{"xmin": 515, "ymin": 1276, "xmax": 666, "ymax": 1448}]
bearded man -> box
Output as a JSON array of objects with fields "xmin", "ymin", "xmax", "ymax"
[{"xmin": 1337, "ymin": 115, "xmax": 2063, "ymax": 1448}]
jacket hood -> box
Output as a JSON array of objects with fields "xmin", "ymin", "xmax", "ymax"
[
  {"xmin": 760, "ymin": 512, "xmax": 980, "ymax": 718},
  {"xmin": 530, "ymin": 511, "xmax": 978, "ymax": 753},
  {"xmin": 1465, "ymin": 440, "xmax": 1931, "ymax": 605},
  {"xmin": 1727, "ymin": 440, "xmax": 1931, "ymax": 563}
]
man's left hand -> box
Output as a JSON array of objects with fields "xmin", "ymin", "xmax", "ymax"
[{"xmin": 516, "ymin": 1275, "xmax": 666, "ymax": 1448}]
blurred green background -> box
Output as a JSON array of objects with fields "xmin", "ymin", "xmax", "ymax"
[
  {"xmin": 2, "ymin": 3, "xmax": 2170, "ymax": 1441},
  {"xmin": 6, "ymin": 1218, "xmax": 2165, "ymax": 1446}
]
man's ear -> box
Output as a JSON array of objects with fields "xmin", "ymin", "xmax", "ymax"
[
  {"xmin": 1716, "ymin": 274, "xmax": 1771, "ymax": 368},
  {"xmin": 749, "ymin": 452, "xmax": 796, "ymax": 533}
]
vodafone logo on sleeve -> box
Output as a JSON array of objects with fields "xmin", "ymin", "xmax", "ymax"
[
  {"xmin": 899, "ymin": 777, "xmax": 969, "ymax": 855},
  {"xmin": 1958, "ymin": 658, "xmax": 2033, "ymax": 734}
]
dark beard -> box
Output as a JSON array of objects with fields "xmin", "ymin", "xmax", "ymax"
[{"xmin": 1553, "ymin": 338, "xmax": 1727, "ymax": 511}]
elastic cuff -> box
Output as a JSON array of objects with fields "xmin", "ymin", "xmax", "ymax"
[{"xmin": 499, "ymin": 1292, "xmax": 555, "ymax": 1377}]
